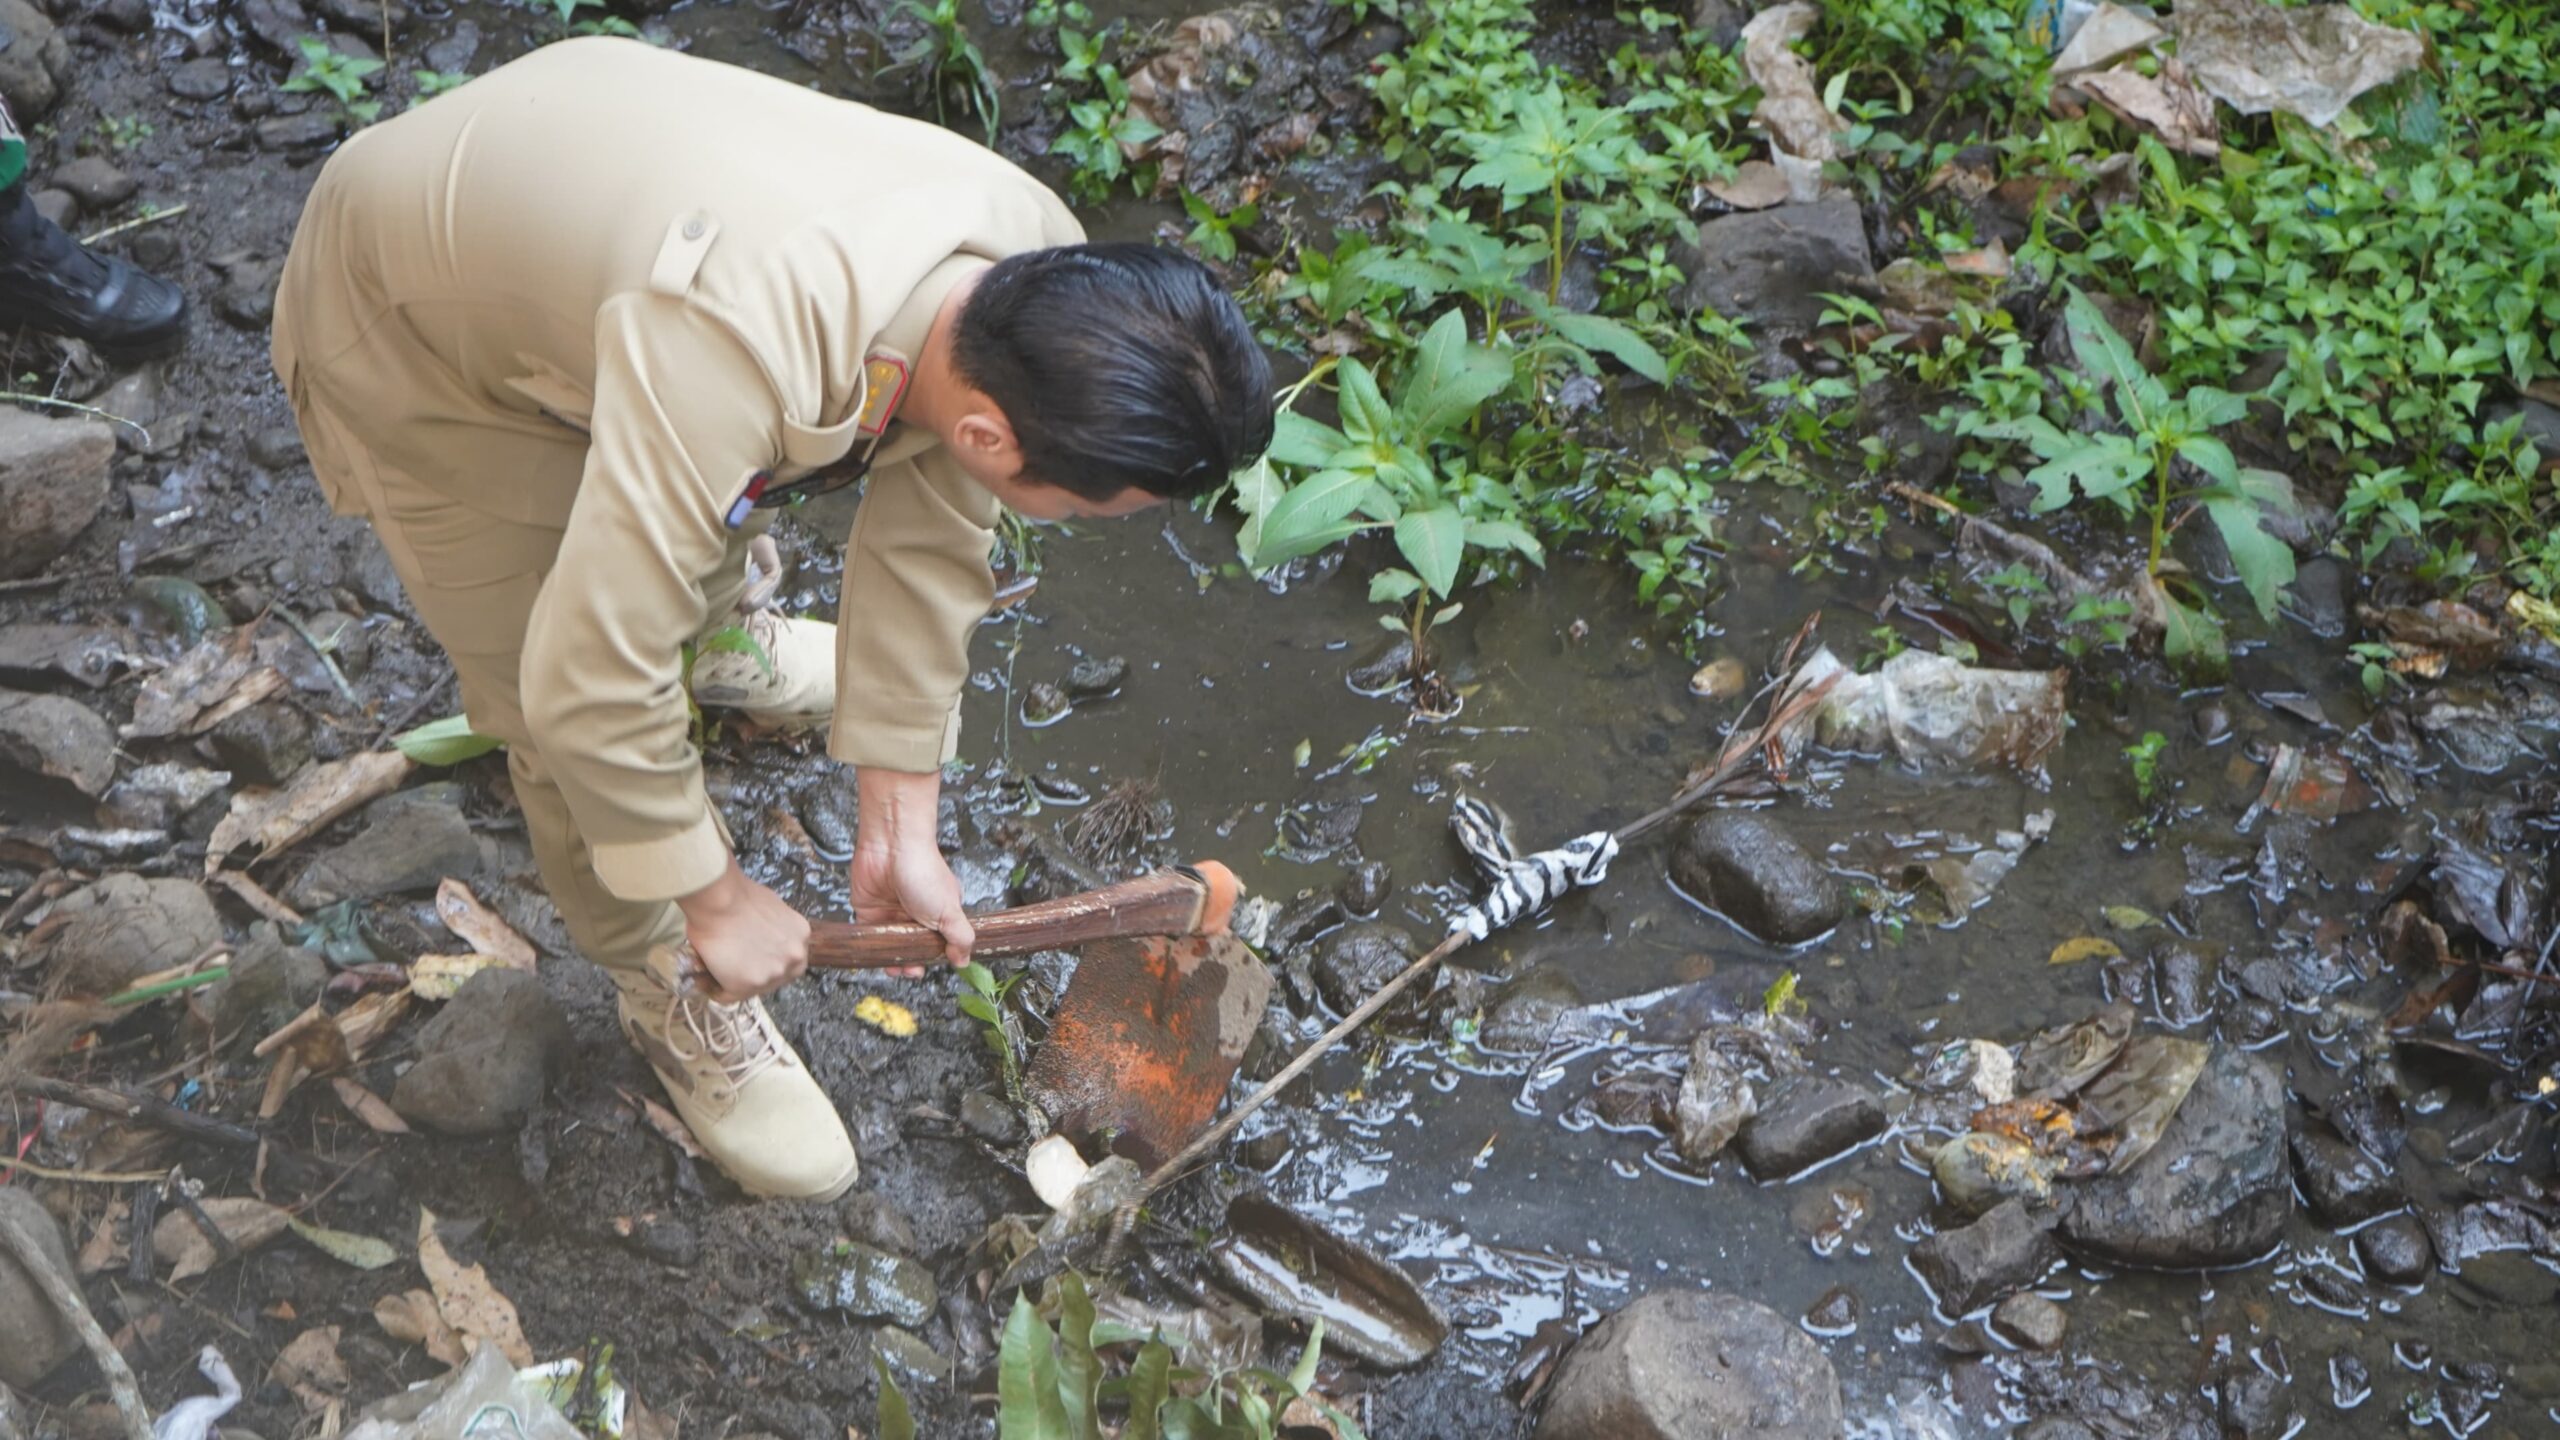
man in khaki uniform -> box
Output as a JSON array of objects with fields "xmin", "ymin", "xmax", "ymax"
[{"xmin": 272, "ymin": 37, "xmax": 1272, "ymax": 1200}]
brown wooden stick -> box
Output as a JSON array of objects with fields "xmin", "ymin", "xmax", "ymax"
[
  {"xmin": 0, "ymin": 1201, "xmax": 152, "ymax": 1440},
  {"xmin": 4, "ymin": 1076, "xmax": 336, "ymax": 1190},
  {"xmin": 804, "ymin": 864, "xmax": 1235, "ymax": 969}
]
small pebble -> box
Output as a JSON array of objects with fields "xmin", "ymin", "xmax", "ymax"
[
  {"xmin": 1991, "ymin": 1293, "xmax": 2067, "ymax": 1351},
  {"xmin": 1802, "ymin": 1286, "xmax": 1859, "ymax": 1336},
  {"xmin": 1020, "ymin": 682, "xmax": 1070, "ymax": 727},
  {"xmin": 1688, "ymin": 655, "xmax": 1748, "ymax": 701},
  {"xmin": 1063, "ymin": 654, "xmax": 1128, "ymax": 700}
]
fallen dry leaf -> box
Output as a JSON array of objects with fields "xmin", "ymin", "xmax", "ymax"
[
  {"xmin": 78, "ymin": 1197, "xmax": 129, "ymax": 1274},
  {"xmin": 2073, "ymin": 60, "xmax": 2222, "ymax": 157},
  {"xmin": 434, "ymin": 878, "xmax": 538, "ymax": 969},
  {"xmin": 619, "ymin": 1087, "xmax": 707, "ymax": 1159},
  {"xmin": 205, "ymin": 750, "xmax": 415, "ymax": 874},
  {"xmin": 2048, "ymin": 935, "xmax": 2125, "ymax": 967},
  {"xmin": 418, "ymin": 1207, "xmax": 534, "ymax": 1367},
  {"xmin": 123, "ymin": 632, "xmax": 280, "ymax": 740},
  {"xmin": 1704, "ymin": 159, "xmax": 1791, "ymax": 211},
  {"xmin": 153, "ymin": 1195, "xmax": 290, "ymax": 1281},
  {"xmin": 375, "ymin": 1288, "xmax": 468, "ymax": 1369},
  {"xmin": 272, "ymin": 1325, "xmax": 350, "ymax": 1412},
  {"xmin": 1946, "ymin": 239, "xmax": 2012, "ymax": 278},
  {"xmin": 408, "ymin": 953, "xmax": 508, "ymax": 1002},
  {"xmin": 335, "ymin": 989, "xmax": 414, "ymax": 1058},
  {"xmin": 853, "ymin": 995, "xmax": 917, "ymax": 1038},
  {"xmin": 2053, "ymin": 1, "xmax": 2164, "ymax": 76},
  {"xmin": 330, "ymin": 1076, "xmax": 411, "ymax": 1134}
]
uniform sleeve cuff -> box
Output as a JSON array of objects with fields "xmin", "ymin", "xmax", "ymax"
[
  {"xmin": 590, "ymin": 808, "xmax": 732, "ymax": 902},
  {"xmin": 827, "ymin": 697, "xmax": 962, "ymax": 772}
]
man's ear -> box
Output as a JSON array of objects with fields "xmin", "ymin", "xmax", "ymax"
[{"xmin": 952, "ymin": 410, "xmax": 1019, "ymax": 468}]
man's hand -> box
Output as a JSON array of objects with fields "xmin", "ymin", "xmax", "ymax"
[
  {"xmin": 675, "ymin": 861, "xmax": 810, "ymax": 1001},
  {"xmin": 849, "ymin": 766, "xmax": 975, "ymax": 978}
]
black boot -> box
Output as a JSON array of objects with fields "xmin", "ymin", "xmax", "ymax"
[{"xmin": 0, "ymin": 182, "xmax": 185, "ymax": 357}]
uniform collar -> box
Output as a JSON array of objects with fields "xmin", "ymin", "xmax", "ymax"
[
  {"xmin": 783, "ymin": 253, "xmax": 991, "ymax": 473},
  {"xmin": 871, "ymin": 255, "xmax": 990, "ymax": 418}
]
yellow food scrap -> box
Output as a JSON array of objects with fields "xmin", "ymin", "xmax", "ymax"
[{"xmin": 853, "ymin": 994, "xmax": 917, "ymax": 1038}]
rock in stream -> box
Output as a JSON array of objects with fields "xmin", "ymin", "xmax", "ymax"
[
  {"xmin": 2057, "ymin": 1044, "xmax": 2292, "ymax": 1269},
  {"xmin": 1669, "ymin": 811, "xmax": 1844, "ymax": 946},
  {"xmin": 1534, "ymin": 1291, "xmax": 1843, "ymax": 1440}
]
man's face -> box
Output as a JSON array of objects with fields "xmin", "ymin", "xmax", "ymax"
[{"xmin": 977, "ymin": 468, "xmax": 1166, "ymax": 522}]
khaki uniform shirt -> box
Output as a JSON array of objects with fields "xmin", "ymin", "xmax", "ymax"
[{"xmin": 273, "ymin": 37, "xmax": 1084, "ymax": 900}]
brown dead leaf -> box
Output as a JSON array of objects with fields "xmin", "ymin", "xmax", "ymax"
[
  {"xmin": 434, "ymin": 878, "xmax": 538, "ymax": 969},
  {"xmin": 153, "ymin": 1195, "xmax": 290, "ymax": 1281},
  {"xmin": 123, "ymin": 632, "xmax": 267, "ymax": 740},
  {"xmin": 1741, "ymin": 3, "xmax": 1846, "ymax": 188},
  {"xmin": 273, "ymin": 1326, "xmax": 350, "ymax": 1412},
  {"xmin": 2073, "ymin": 60, "xmax": 2222, "ymax": 157},
  {"xmin": 375, "ymin": 1288, "xmax": 468, "ymax": 1369},
  {"xmin": 418, "ymin": 1207, "xmax": 533, "ymax": 1367},
  {"xmin": 335, "ymin": 989, "xmax": 413, "ymax": 1058},
  {"xmin": 330, "ymin": 1076, "xmax": 411, "ymax": 1134},
  {"xmin": 206, "ymin": 750, "xmax": 415, "ymax": 874},
  {"xmin": 408, "ymin": 953, "xmax": 509, "ymax": 1002},
  {"xmin": 618, "ymin": 1087, "xmax": 707, "ymax": 1159},
  {"xmin": 1946, "ymin": 239, "xmax": 2013, "ymax": 278},
  {"xmin": 1704, "ymin": 159, "xmax": 1791, "ymax": 211},
  {"xmin": 77, "ymin": 1197, "xmax": 129, "ymax": 1274},
  {"xmin": 626, "ymin": 1395, "xmax": 681, "ymax": 1440}
]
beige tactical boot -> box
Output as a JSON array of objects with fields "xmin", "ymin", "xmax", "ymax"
[
  {"xmin": 614, "ymin": 945, "xmax": 859, "ymax": 1201},
  {"xmin": 692, "ymin": 534, "xmax": 838, "ymax": 730}
]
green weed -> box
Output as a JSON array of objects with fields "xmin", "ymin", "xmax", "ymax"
[
  {"xmin": 98, "ymin": 114, "xmax": 152, "ymax": 151},
  {"xmin": 955, "ymin": 960, "xmax": 1026, "ymax": 1104},
  {"xmin": 888, "ymin": 0, "xmax": 1000, "ymax": 144},
  {"xmin": 871, "ymin": 1272, "xmax": 1365, "ymax": 1440},
  {"xmin": 283, "ymin": 36, "xmax": 385, "ymax": 124}
]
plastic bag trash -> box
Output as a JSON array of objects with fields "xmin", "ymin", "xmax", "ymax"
[
  {"xmin": 1788, "ymin": 647, "xmax": 2068, "ymax": 777},
  {"xmin": 343, "ymin": 1343, "xmax": 584, "ymax": 1440},
  {"xmin": 2171, "ymin": 0, "xmax": 2426, "ymax": 129},
  {"xmin": 2052, "ymin": 2, "xmax": 2162, "ymax": 75},
  {"xmin": 1738, "ymin": 2, "xmax": 1845, "ymax": 202},
  {"xmin": 152, "ymin": 1346, "xmax": 241, "ymax": 1440}
]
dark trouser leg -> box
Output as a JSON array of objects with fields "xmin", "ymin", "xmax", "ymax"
[{"xmin": 0, "ymin": 95, "xmax": 186, "ymax": 356}]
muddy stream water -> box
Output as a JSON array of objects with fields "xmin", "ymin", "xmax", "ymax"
[{"xmin": 5, "ymin": 0, "xmax": 2556, "ymax": 1431}]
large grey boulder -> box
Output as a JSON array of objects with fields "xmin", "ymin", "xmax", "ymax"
[
  {"xmin": 1533, "ymin": 1291, "xmax": 1842, "ymax": 1440},
  {"xmin": 391, "ymin": 969, "xmax": 570, "ymax": 1136},
  {"xmin": 1670, "ymin": 812, "xmax": 1843, "ymax": 946},
  {"xmin": 2058, "ymin": 1045, "xmax": 2291, "ymax": 1269},
  {"xmin": 0, "ymin": 408, "xmax": 112, "ymax": 577},
  {"xmin": 1674, "ymin": 196, "xmax": 1875, "ymax": 336}
]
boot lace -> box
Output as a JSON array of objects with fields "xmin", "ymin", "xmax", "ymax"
[{"xmin": 662, "ymin": 990, "xmax": 785, "ymax": 1086}]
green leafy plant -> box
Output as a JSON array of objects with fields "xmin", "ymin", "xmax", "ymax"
[
  {"xmin": 539, "ymin": 0, "xmax": 641, "ymax": 36},
  {"xmin": 1050, "ymin": 66, "xmax": 1161, "ymax": 202},
  {"xmin": 1972, "ymin": 288, "xmax": 2301, "ymax": 674},
  {"xmin": 412, "ymin": 69, "xmax": 471, "ymax": 98},
  {"xmin": 1456, "ymin": 83, "xmax": 1639, "ymax": 307},
  {"xmin": 99, "ymin": 114, "xmax": 152, "ymax": 151},
  {"xmin": 1180, "ymin": 191, "xmax": 1259, "ymax": 264},
  {"xmin": 2124, "ymin": 731, "xmax": 2167, "ymax": 803},
  {"xmin": 955, "ymin": 960, "xmax": 1026, "ymax": 1103},
  {"xmin": 888, "ymin": 0, "xmax": 1000, "ymax": 143},
  {"xmin": 283, "ymin": 35, "xmax": 386, "ymax": 124},
  {"xmin": 871, "ymin": 1273, "xmax": 1368, "ymax": 1440},
  {"xmin": 1235, "ymin": 312, "xmax": 1543, "ymax": 663}
]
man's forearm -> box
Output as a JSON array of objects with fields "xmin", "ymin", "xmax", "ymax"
[{"xmin": 854, "ymin": 765, "xmax": 944, "ymax": 858}]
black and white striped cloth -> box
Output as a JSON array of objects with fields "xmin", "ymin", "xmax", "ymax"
[{"xmin": 1445, "ymin": 794, "xmax": 1618, "ymax": 941}]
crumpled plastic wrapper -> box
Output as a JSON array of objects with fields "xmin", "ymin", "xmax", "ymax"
[{"xmin": 2172, "ymin": 0, "xmax": 2426, "ymax": 128}]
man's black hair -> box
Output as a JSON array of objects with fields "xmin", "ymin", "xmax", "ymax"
[{"xmin": 951, "ymin": 243, "xmax": 1273, "ymax": 502}]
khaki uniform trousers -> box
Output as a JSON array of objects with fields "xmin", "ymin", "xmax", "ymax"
[{"xmin": 290, "ymin": 393, "xmax": 758, "ymax": 977}]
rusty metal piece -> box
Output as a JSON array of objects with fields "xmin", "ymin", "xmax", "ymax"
[{"xmin": 1027, "ymin": 933, "xmax": 1270, "ymax": 1169}]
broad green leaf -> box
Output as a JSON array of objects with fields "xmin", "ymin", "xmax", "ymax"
[
  {"xmin": 1345, "ymin": 254, "xmax": 1458, "ymax": 298},
  {"xmin": 1266, "ymin": 411, "xmax": 1346, "ymax": 468},
  {"xmin": 874, "ymin": 1353, "xmax": 917, "ymax": 1440},
  {"xmin": 1368, "ymin": 568, "xmax": 1424, "ymax": 604},
  {"xmin": 1458, "ymin": 148, "xmax": 1553, "ymax": 197},
  {"xmin": 1057, "ymin": 1274, "xmax": 1103, "ymax": 1440},
  {"xmin": 2235, "ymin": 466, "xmax": 2301, "ymax": 520},
  {"xmin": 997, "ymin": 1294, "xmax": 1070, "ymax": 1440},
  {"xmin": 2184, "ymin": 385, "xmax": 2249, "ymax": 430},
  {"xmin": 1974, "ymin": 414, "xmax": 2072, "ymax": 456},
  {"xmin": 1123, "ymin": 1342, "xmax": 1173, "ymax": 1440},
  {"xmin": 2062, "ymin": 287, "xmax": 2159, "ymax": 430},
  {"xmin": 391, "ymin": 714, "xmax": 502, "ymax": 766},
  {"xmin": 1397, "ymin": 310, "xmax": 1513, "ymax": 440},
  {"xmin": 2021, "ymin": 436, "xmax": 2147, "ymax": 511},
  {"xmin": 1544, "ymin": 310, "xmax": 1671, "ymax": 384},
  {"xmin": 2177, "ymin": 434, "xmax": 2239, "ymax": 487},
  {"xmin": 1255, "ymin": 467, "xmax": 1373, "ymax": 553},
  {"xmin": 696, "ymin": 624, "xmax": 774, "ymax": 678},
  {"xmin": 2158, "ymin": 589, "xmax": 2229, "ymax": 679},
  {"xmin": 287, "ymin": 1217, "xmax": 396, "ymax": 1270},
  {"xmin": 1464, "ymin": 517, "xmax": 1546, "ymax": 563},
  {"xmin": 1288, "ymin": 1318, "xmax": 1326, "ymax": 1395},
  {"xmin": 2205, "ymin": 493, "xmax": 2297, "ymax": 620},
  {"xmin": 1248, "ymin": 519, "xmax": 1370, "ymax": 569},
  {"xmin": 1336, "ymin": 360, "xmax": 1393, "ymax": 444},
  {"xmin": 1394, "ymin": 507, "xmax": 1466, "ymax": 596}
]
